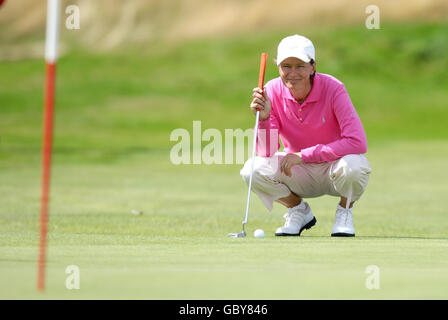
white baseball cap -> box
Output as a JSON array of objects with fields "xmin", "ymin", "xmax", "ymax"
[{"xmin": 276, "ymin": 34, "xmax": 315, "ymax": 65}]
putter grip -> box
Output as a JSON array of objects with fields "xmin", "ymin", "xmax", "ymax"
[{"xmin": 258, "ymin": 53, "xmax": 267, "ymax": 90}]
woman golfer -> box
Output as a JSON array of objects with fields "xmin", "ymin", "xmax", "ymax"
[{"xmin": 241, "ymin": 35, "xmax": 372, "ymax": 237}]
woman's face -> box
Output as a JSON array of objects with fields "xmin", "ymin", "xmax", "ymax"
[{"xmin": 278, "ymin": 57, "xmax": 316, "ymax": 91}]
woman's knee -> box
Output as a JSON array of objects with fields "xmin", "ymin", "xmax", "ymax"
[
  {"xmin": 240, "ymin": 156, "xmax": 277, "ymax": 184},
  {"xmin": 331, "ymin": 154, "xmax": 371, "ymax": 183}
]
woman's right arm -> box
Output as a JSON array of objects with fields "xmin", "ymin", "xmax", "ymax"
[
  {"xmin": 250, "ymin": 87, "xmax": 271, "ymax": 120},
  {"xmin": 250, "ymin": 87, "xmax": 280, "ymax": 157}
]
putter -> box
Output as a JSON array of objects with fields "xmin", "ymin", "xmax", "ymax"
[
  {"xmin": 228, "ymin": 53, "xmax": 267, "ymax": 238},
  {"xmin": 228, "ymin": 110, "xmax": 260, "ymax": 238}
]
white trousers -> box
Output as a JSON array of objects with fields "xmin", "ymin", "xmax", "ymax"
[{"xmin": 240, "ymin": 153, "xmax": 372, "ymax": 211}]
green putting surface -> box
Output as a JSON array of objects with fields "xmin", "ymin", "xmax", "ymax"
[{"xmin": 1, "ymin": 22, "xmax": 447, "ymax": 299}]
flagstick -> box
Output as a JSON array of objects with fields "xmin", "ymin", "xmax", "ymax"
[{"xmin": 38, "ymin": 0, "xmax": 60, "ymax": 292}]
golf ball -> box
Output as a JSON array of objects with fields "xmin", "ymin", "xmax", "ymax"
[{"xmin": 254, "ymin": 229, "xmax": 265, "ymax": 238}]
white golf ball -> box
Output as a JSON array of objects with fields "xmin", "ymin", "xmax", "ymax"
[{"xmin": 254, "ymin": 229, "xmax": 265, "ymax": 238}]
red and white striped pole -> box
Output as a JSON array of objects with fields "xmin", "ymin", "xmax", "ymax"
[{"xmin": 38, "ymin": 0, "xmax": 60, "ymax": 292}]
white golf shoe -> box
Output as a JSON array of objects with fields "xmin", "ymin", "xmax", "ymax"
[
  {"xmin": 331, "ymin": 204, "xmax": 355, "ymax": 237},
  {"xmin": 275, "ymin": 201, "xmax": 317, "ymax": 236}
]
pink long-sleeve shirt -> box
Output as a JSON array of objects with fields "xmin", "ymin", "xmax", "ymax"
[{"xmin": 257, "ymin": 73, "xmax": 367, "ymax": 163}]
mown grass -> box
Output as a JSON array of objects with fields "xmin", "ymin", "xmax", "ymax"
[{"xmin": 0, "ymin": 22, "xmax": 447, "ymax": 299}]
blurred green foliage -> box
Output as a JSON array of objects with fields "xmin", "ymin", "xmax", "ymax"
[{"xmin": 1, "ymin": 22, "xmax": 447, "ymax": 166}]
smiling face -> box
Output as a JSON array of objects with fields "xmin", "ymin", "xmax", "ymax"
[{"xmin": 278, "ymin": 57, "xmax": 316, "ymax": 92}]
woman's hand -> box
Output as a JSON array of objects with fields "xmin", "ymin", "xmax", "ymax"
[
  {"xmin": 280, "ymin": 153, "xmax": 302, "ymax": 177},
  {"xmin": 250, "ymin": 87, "xmax": 271, "ymax": 120}
]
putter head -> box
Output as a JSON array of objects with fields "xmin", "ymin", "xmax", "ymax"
[
  {"xmin": 228, "ymin": 231, "xmax": 246, "ymax": 238},
  {"xmin": 228, "ymin": 222, "xmax": 247, "ymax": 238}
]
